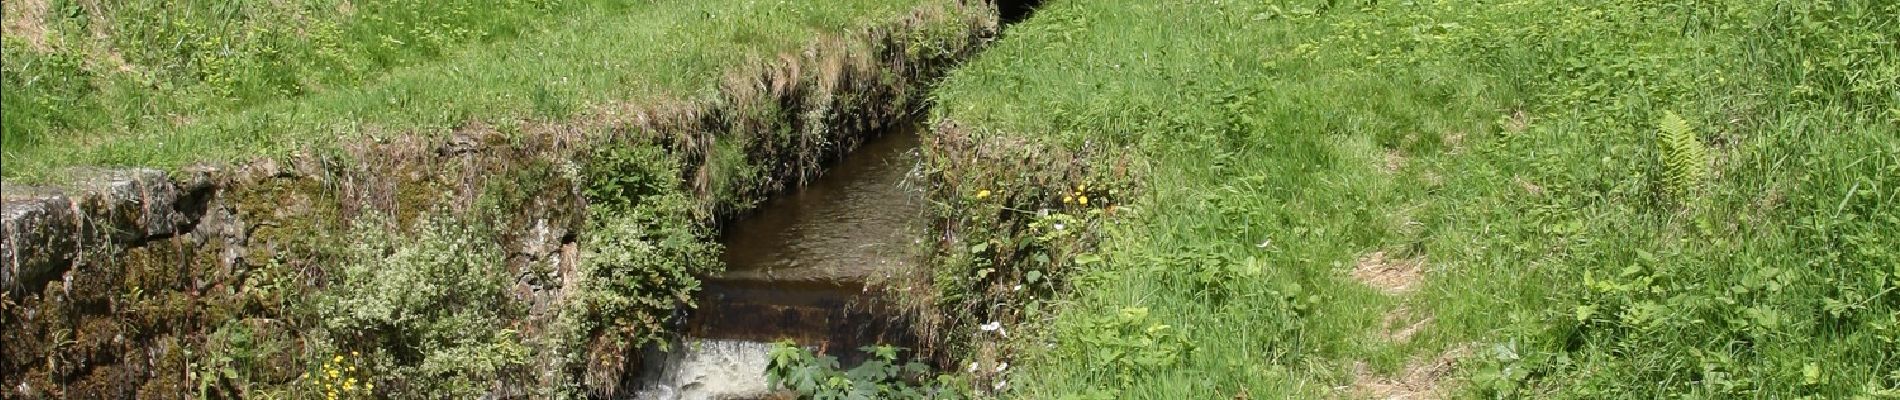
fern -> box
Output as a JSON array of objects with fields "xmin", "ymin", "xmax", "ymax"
[{"xmin": 1656, "ymin": 111, "xmax": 1709, "ymax": 202}]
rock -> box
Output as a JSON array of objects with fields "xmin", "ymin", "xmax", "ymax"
[
  {"xmin": 71, "ymin": 168, "xmax": 183, "ymax": 241},
  {"xmin": 2, "ymin": 168, "xmax": 186, "ymax": 297},
  {"xmin": 2, "ymin": 192, "xmax": 78, "ymax": 297},
  {"xmin": 175, "ymin": 164, "xmax": 221, "ymax": 194},
  {"xmin": 438, "ymin": 133, "xmax": 484, "ymax": 157}
]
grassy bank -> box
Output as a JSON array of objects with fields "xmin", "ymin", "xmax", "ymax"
[
  {"xmin": 1, "ymin": 0, "xmax": 929, "ymax": 181},
  {"xmin": 928, "ymin": 0, "xmax": 1897, "ymax": 398}
]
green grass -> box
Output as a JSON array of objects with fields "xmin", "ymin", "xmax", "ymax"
[
  {"xmin": 1, "ymin": 0, "xmax": 930, "ymax": 181},
  {"xmin": 932, "ymin": 0, "xmax": 1898, "ymax": 398}
]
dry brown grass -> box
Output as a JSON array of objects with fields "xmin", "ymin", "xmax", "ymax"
[
  {"xmin": 1352, "ymin": 251, "xmax": 1426, "ymax": 294},
  {"xmin": 1378, "ymin": 306, "xmax": 1434, "ymax": 344},
  {"xmin": 1348, "ymin": 345, "xmax": 1472, "ymax": 400},
  {"xmin": 1382, "ymin": 149, "xmax": 1409, "ymax": 174},
  {"xmin": 2, "ymin": 0, "xmax": 53, "ymax": 51}
]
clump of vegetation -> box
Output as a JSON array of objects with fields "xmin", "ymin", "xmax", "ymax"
[
  {"xmin": 911, "ymin": 127, "xmax": 1137, "ymax": 396},
  {"xmin": 1654, "ymin": 111, "xmax": 1711, "ymax": 205},
  {"xmin": 766, "ymin": 341, "xmax": 968, "ymax": 400},
  {"xmin": 568, "ymin": 194, "xmax": 717, "ymax": 341},
  {"xmin": 930, "ymin": 0, "xmax": 1898, "ymax": 398},
  {"xmin": 570, "ymin": 143, "xmax": 720, "ymax": 347},
  {"xmin": 313, "ymin": 213, "xmax": 528, "ymax": 398},
  {"xmin": 542, "ymin": 143, "xmax": 720, "ymax": 395}
]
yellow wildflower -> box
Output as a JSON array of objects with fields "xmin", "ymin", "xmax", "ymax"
[
  {"xmin": 976, "ymin": 189, "xmax": 992, "ymax": 199},
  {"xmin": 1078, "ymin": 196, "xmax": 1089, "ymax": 206},
  {"xmin": 1063, "ymin": 195, "xmax": 1074, "ymax": 204}
]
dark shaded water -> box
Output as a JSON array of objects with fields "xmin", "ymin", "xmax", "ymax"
[
  {"xmin": 715, "ymin": 129, "xmax": 924, "ymax": 285},
  {"xmin": 635, "ymin": 126, "xmax": 924, "ymax": 399}
]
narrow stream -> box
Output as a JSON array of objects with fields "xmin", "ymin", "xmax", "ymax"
[{"xmin": 634, "ymin": 124, "xmax": 925, "ymax": 400}]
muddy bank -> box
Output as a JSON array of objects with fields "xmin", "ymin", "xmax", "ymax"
[{"xmin": 0, "ymin": 2, "xmax": 998, "ymax": 397}]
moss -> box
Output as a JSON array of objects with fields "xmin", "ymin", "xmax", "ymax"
[
  {"xmin": 227, "ymin": 176, "xmax": 348, "ymax": 276},
  {"xmin": 118, "ymin": 242, "xmax": 195, "ymax": 294},
  {"xmin": 136, "ymin": 335, "xmax": 193, "ymax": 398}
]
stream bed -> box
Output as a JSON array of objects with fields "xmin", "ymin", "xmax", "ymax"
[{"xmin": 634, "ymin": 125, "xmax": 925, "ymax": 399}]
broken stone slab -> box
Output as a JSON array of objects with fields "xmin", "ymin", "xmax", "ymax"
[
  {"xmin": 73, "ymin": 168, "xmax": 185, "ymax": 241},
  {"xmin": 1, "ymin": 192, "xmax": 78, "ymax": 298},
  {"xmin": 2, "ymin": 168, "xmax": 193, "ymax": 297}
]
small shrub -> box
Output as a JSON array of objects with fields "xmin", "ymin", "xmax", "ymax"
[
  {"xmin": 551, "ymin": 142, "xmax": 719, "ymax": 396},
  {"xmin": 569, "ymin": 193, "xmax": 719, "ymax": 348},
  {"xmin": 315, "ymin": 213, "xmax": 528, "ymax": 398},
  {"xmin": 567, "ymin": 143, "xmax": 719, "ymax": 348}
]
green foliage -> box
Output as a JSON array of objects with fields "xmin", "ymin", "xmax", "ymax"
[
  {"xmin": 315, "ymin": 213, "xmax": 528, "ymax": 398},
  {"xmin": 1051, "ymin": 307, "xmax": 1193, "ymax": 387},
  {"xmin": 1656, "ymin": 111, "xmax": 1710, "ymax": 204},
  {"xmin": 932, "ymin": 0, "xmax": 1899, "ymax": 397},
  {"xmin": 582, "ymin": 144, "xmax": 676, "ymax": 212},
  {"xmin": 917, "ymin": 138, "xmax": 1133, "ymax": 388},
  {"xmin": 570, "ymin": 194, "xmax": 719, "ymax": 348},
  {"xmin": 766, "ymin": 341, "xmax": 966, "ymax": 400},
  {"xmin": 192, "ymin": 320, "xmax": 295, "ymax": 398},
  {"xmin": 566, "ymin": 143, "xmax": 720, "ymax": 349}
]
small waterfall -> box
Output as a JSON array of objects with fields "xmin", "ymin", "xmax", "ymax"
[
  {"xmin": 631, "ymin": 125, "xmax": 924, "ymax": 400},
  {"xmin": 632, "ymin": 340, "xmax": 779, "ymax": 400}
]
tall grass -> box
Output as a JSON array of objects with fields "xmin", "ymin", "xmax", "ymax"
[
  {"xmin": 932, "ymin": 0, "xmax": 1897, "ymax": 398},
  {"xmin": 1, "ymin": 0, "xmax": 928, "ymax": 181}
]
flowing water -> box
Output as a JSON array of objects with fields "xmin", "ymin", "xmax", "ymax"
[{"xmin": 634, "ymin": 125, "xmax": 925, "ymax": 399}]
